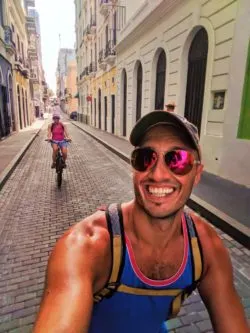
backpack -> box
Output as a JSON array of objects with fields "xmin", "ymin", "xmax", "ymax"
[{"xmin": 94, "ymin": 203, "xmax": 203, "ymax": 319}]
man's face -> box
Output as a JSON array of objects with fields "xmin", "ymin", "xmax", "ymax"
[{"xmin": 132, "ymin": 125, "xmax": 203, "ymax": 219}]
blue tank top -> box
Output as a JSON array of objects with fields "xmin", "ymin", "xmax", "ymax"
[{"xmin": 89, "ymin": 204, "xmax": 202, "ymax": 333}]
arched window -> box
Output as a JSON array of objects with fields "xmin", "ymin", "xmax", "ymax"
[
  {"xmin": 184, "ymin": 28, "xmax": 208, "ymax": 133},
  {"xmin": 17, "ymin": 85, "xmax": 22, "ymax": 129},
  {"xmin": 25, "ymin": 90, "xmax": 29, "ymax": 126},
  {"xmin": 8, "ymin": 74, "xmax": 15, "ymax": 131},
  {"xmin": 155, "ymin": 50, "xmax": 166, "ymax": 110},
  {"xmin": 98, "ymin": 88, "xmax": 101, "ymax": 129},
  {"xmin": 21, "ymin": 88, "xmax": 26, "ymax": 127},
  {"xmin": 136, "ymin": 62, "xmax": 143, "ymax": 121},
  {"xmin": 121, "ymin": 69, "xmax": 127, "ymax": 136}
]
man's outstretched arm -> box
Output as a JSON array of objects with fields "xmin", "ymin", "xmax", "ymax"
[
  {"xmin": 33, "ymin": 218, "xmax": 110, "ymax": 333},
  {"xmin": 197, "ymin": 220, "xmax": 249, "ymax": 333}
]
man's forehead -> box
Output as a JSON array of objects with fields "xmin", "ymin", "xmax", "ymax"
[
  {"xmin": 140, "ymin": 124, "xmax": 181, "ymax": 142},
  {"xmin": 139, "ymin": 124, "xmax": 196, "ymax": 153}
]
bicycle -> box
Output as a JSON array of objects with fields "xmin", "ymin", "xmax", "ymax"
[{"xmin": 45, "ymin": 139, "xmax": 71, "ymax": 188}]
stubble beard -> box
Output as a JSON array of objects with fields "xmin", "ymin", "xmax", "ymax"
[{"xmin": 134, "ymin": 184, "xmax": 183, "ymax": 221}]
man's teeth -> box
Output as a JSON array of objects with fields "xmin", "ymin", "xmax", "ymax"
[{"xmin": 148, "ymin": 187, "xmax": 174, "ymax": 196}]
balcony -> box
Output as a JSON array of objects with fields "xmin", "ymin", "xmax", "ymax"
[
  {"xmin": 83, "ymin": 25, "xmax": 91, "ymax": 42},
  {"xmin": 89, "ymin": 62, "xmax": 97, "ymax": 77},
  {"xmin": 28, "ymin": 48, "xmax": 38, "ymax": 60},
  {"xmin": 90, "ymin": 15, "xmax": 96, "ymax": 34},
  {"xmin": 98, "ymin": 49, "xmax": 107, "ymax": 70},
  {"xmin": 15, "ymin": 54, "xmax": 24, "ymax": 70},
  {"xmin": 99, "ymin": 0, "xmax": 109, "ymax": 16},
  {"xmin": 84, "ymin": 66, "xmax": 89, "ymax": 77},
  {"xmin": 105, "ymin": 40, "xmax": 116, "ymax": 65},
  {"xmin": 22, "ymin": 60, "xmax": 30, "ymax": 78},
  {"xmin": 4, "ymin": 26, "xmax": 15, "ymax": 55},
  {"xmin": 79, "ymin": 66, "xmax": 89, "ymax": 80},
  {"xmin": 30, "ymin": 73, "xmax": 39, "ymax": 84}
]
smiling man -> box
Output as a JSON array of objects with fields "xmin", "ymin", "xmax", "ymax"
[{"xmin": 34, "ymin": 111, "xmax": 249, "ymax": 333}]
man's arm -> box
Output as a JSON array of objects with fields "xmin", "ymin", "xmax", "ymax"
[
  {"xmin": 63, "ymin": 123, "xmax": 70, "ymax": 140},
  {"xmin": 47, "ymin": 124, "xmax": 52, "ymax": 140},
  {"xmin": 33, "ymin": 215, "xmax": 110, "ymax": 333},
  {"xmin": 196, "ymin": 219, "xmax": 249, "ymax": 333}
]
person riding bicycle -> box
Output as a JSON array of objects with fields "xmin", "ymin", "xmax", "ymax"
[
  {"xmin": 47, "ymin": 107, "xmax": 71, "ymax": 169},
  {"xmin": 35, "ymin": 111, "xmax": 249, "ymax": 333}
]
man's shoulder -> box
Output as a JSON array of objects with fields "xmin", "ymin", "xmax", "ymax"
[
  {"xmin": 190, "ymin": 212, "xmax": 221, "ymax": 246},
  {"xmin": 57, "ymin": 210, "xmax": 110, "ymax": 254},
  {"xmin": 190, "ymin": 212, "xmax": 229, "ymax": 273}
]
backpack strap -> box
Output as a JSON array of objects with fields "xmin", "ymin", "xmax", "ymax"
[
  {"xmin": 94, "ymin": 203, "xmax": 125, "ymax": 303},
  {"xmin": 185, "ymin": 212, "xmax": 203, "ymax": 284},
  {"xmin": 168, "ymin": 212, "xmax": 203, "ymax": 319}
]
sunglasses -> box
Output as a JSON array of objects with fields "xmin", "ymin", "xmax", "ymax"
[
  {"xmin": 131, "ymin": 147, "xmax": 200, "ymax": 176},
  {"xmin": 53, "ymin": 117, "xmax": 60, "ymax": 120}
]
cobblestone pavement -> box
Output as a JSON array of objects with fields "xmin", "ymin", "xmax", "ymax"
[{"xmin": 0, "ymin": 122, "xmax": 249, "ymax": 332}]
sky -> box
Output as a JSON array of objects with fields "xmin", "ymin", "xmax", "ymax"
[{"xmin": 35, "ymin": 0, "xmax": 76, "ymax": 93}]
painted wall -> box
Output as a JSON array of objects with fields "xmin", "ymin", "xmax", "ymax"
[
  {"xmin": 115, "ymin": 0, "xmax": 250, "ymax": 186},
  {"xmin": 66, "ymin": 60, "xmax": 78, "ymax": 114},
  {"xmin": 219, "ymin": 0, "xmax": 250, "ymax": 186}
]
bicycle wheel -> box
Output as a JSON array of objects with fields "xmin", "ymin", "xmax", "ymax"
[{"xmin": 57, "ymin": 171, "xmax": 62, "ymax": 188}]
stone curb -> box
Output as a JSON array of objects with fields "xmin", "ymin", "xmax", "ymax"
[
  {"xmin": 71, "ymin": 120, "xmax": 250, "ymax": 249},
  {"xmin": 0, "ymin": 125, "xmax": 43, "ymax": 191}
]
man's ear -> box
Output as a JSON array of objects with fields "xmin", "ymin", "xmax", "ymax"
[{"xmin": 194, "ymin": 163, "xmax": 204, "ymax": 186}]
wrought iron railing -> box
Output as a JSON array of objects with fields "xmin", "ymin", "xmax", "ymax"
[
  {"xmin": 105, "ymin": 40, "xmax": 116, "ymax": 58},
  {"xmin": 89, "ymin": 62, "xmax": 97, "ymax": 73},
  {"xmin": 98, "ymin": 49, "xmax": 105, "ymax": 63}
]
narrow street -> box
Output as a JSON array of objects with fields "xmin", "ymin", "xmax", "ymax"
[{"xmin": 0, "ymin": 121, "xmax": 249, "ymax": 332}]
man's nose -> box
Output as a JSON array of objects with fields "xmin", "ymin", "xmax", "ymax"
[{"xmin": 149, "ymin": 156, "xmax": 172, "ymax": 180}]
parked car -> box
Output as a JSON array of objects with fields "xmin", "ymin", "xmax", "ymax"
[{"xmin": 70, "ymin": 111, "xmax": 77, "ymax": 120}]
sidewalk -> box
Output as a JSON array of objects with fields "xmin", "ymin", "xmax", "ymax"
[
  {"xmin": 71, "ymin": 120, "xmax": 250, "ymax": 247},
  {"xmin": 0, "ymin": 118, "xmax": 45, "ymax": 189}
]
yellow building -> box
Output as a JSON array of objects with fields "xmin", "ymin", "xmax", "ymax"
[
  {"xmin": 8, "ymin": 0, "xmax": 31, "ymax": 130},
  {"xmin": 75, "ymin": 0, "xmax": 125, "ymax": 133},
  {"xmin": 65, "ymin": 59, "xmax": 78, "ymax": 115}
]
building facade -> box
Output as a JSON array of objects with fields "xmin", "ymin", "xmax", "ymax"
[
  {"xmin": 75, "ymin": 0, "xmax": 125, "ymax": 128},
  {"xmin": 25, "ymin": 0, "xmax": 47, "ymax": 118},
  {"xmin": 7, "ymin": 0, "xmax": 31, "ymax": 131},
  {"xmin": 65, "ymin": 59, "xmax": 78, "ymax": 115},
  {"xmin": 115, "ymin": 0, "xmax": 250, "ymax": 186},
  {"xmin": 0, "ymin": 0, "xmax": 46, "ymax": 139},
  {"xmin": 56, "ymin": 48, "xmax": 75, "ymax": 112},
  {"xmin": 0, "ymin": 0, "xmax": 17, "ymax": 138}
]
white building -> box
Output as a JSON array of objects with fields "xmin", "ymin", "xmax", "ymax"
[{"xmin": 115, "ymin": 0, "xmax": 250, "ymax": 186}]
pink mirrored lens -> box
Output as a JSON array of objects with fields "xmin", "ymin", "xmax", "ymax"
[{"xmin": 166, "ymin": 150, "xmax": 194, "ymax": 175}]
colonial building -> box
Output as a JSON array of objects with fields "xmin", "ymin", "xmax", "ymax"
[
  {"xmin": 25, "ymin": 0, "xmax": 47, "ymax": 118},
  {"xmin": 56, "ymin": 48, "xmax": 75, "ymax": 112},
  {"xmin": 7, "ymin": 0, "xmax": 31, "ymax": 131},
  {"xmin": 0, "ymin": 0, "xmax": 17, "ymax": 138},
  {"xmin": 0, "ymin": 0, "xmax": 46, "ymax": 139},
  {"xmin": 115, "ymin": 0, "xmax": 250, "ymax": 186},
  {"xmin": 65, "ymin": 59, "xmax": 78, "ymax": 116},
  {"xmin": 75, "ymin": 0, "xmax": 125, "ymax": 129}
]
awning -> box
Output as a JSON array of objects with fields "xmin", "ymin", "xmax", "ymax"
[{"xmin": 74, "ymin": 92, "xmax": 79, "ymax": 98}]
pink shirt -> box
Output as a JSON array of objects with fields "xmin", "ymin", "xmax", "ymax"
[{"xmin": 52, "ymin": 123, "xmax": 65, "ymax": 141}]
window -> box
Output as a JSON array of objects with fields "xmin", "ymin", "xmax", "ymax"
[{"xmin": 0, "ymin": 0, "xmax": 4, "ymax": 27}]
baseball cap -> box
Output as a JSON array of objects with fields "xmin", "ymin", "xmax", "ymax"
[{"xmin": 129, "ymin": 111, "xmax": 201, "ymax": 160}]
